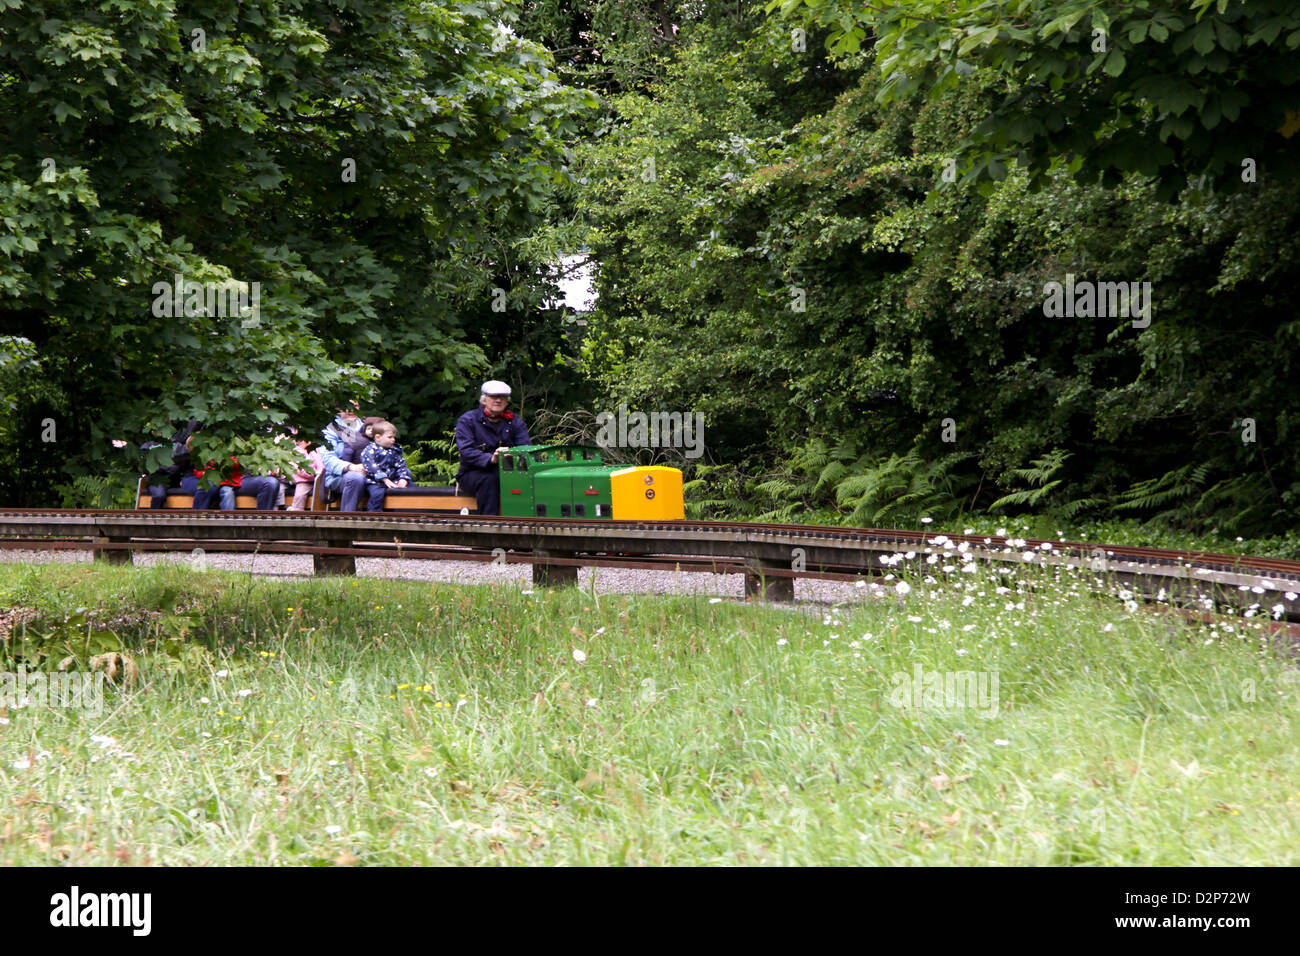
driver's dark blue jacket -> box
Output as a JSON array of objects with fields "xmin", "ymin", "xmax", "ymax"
[{"xmin": 455, "ymin": 408, "xmax": 531, "ymax": 481}]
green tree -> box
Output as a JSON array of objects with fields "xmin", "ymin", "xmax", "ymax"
[
  {"xmin": 0, "ymin": 0, "xmax": 595, "ymax": 504},
  {"xmin": 767, "ymin": 0, "xmax": 1300, "ymax": 197},
  {"xmin": 571, "ymin": 2, "xmax": 1300, "ymax": 533}
]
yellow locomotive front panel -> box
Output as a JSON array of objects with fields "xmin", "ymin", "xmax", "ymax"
[{"xmin": 609, "ymin": 466, "xmax": 684, "ymax": 521}]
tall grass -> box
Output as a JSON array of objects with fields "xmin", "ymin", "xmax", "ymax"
[{"xmin": 0, "ymin": 558, "xmax": 1296, "ymax": 865}]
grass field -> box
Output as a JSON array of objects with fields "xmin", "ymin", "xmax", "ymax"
[{"xmin": 1, "ymin": 556, "xmax": 1297, "ymax": 865}]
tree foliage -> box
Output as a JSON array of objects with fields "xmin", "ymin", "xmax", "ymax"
[
  {"xmin": 766, "ymin": 0, "xmax": 1300, "ymax": 197},
  {"xmin": 0, "ymin": 0, "xmax": 594, "ymax": 503},
  {"xmin": 568, "ymin": 2, "xmax": 1300, "ymax": 535}
]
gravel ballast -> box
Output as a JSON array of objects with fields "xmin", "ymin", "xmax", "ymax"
[{"xmin": 0, "ymin": 548, "xmax": 881, "ymax": 605}]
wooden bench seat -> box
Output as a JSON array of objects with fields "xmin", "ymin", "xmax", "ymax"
[
  {"xmin": 136, "ymin": 475, "xmax": 479, "ymax": 514},
  {"xmin": 136, "ymin": 477, "xmax": 269, "ymax": 510},
  {"xmin": 309, "ymin": 473, "xmax": 478, "ymax": 513}
]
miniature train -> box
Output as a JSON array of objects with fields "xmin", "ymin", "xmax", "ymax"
[{"xmin": 137, "ymin": 444, "xmax": 685, "ymax": 520}]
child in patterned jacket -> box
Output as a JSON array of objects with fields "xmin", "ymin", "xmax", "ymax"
[{"xmin": 359, "ymin": 420, "xmax": 413, "ymax": 512}]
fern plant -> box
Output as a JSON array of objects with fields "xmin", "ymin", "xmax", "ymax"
[
  {"xmin": 684, "ymin": 464, "xmax": 760, "ymax": 519},
  {"xmin": 834, "ymin": 451, "xmax": 977, "ymax": 526},
  {"xmin": 1113, "ymin": 461, "xmax": 1211, "ymax": 513},
  {"xmin": 403, "ymin": 438, "xmax": 460, "ymax": 486},
  {"xmin": 1187, "ymin": 471, "xmax": 1281, "ymax": 536},
  {"xmin": 57, "ymin": 474, "xmax": 136, "ymax": 509},
  {"xmin": 989, "ymin": 449, "xmax": 1072, "ymax": 512}
]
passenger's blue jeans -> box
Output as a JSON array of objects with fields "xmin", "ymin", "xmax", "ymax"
[
  {"xmin": 194, "ymin": 475, "xmax": 279, "ymax": 510},
  {"xmin": 326, "ymin": 470, "xmax": 368, "ymax": 511},
  {"xmin": 150, "ymin": 473, "xmax": 197, "ymax": 507}
]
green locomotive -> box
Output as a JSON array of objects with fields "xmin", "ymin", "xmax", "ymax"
[{"xmin": 498, "ymin": 445, "xmax": 684, "ymax": 520}]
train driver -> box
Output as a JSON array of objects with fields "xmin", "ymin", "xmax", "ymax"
[{"xmin": 455, "ymin": 380, "xmax": 531, "ymax": 515}]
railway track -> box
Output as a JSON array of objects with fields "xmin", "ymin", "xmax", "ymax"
[{"xmin": 0, "ymin": 509, "xmax": 1297, "ymax": 622}]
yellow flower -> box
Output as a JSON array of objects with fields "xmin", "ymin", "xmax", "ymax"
[
  {"xmin": 398, "ymin": 683, "xmax": 411, "ymax": 690},
  {"xmin": 287, "ymin": 607, "xmax": 294, "ymax": 611},
  {"xmin": 233, "ymin": 715, "xmax": 243, "ymax": 721}
]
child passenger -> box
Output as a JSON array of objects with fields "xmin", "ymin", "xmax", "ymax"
[
  {"xmin": 289, "ymin": 436, "xmax": 324, "ymax": 511},
  {"xmin": 359, "ymin": 420, "xmax": 413, "ymax": 513}
]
